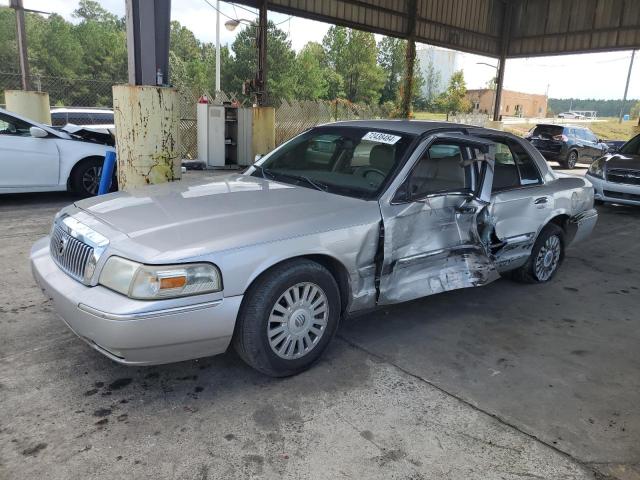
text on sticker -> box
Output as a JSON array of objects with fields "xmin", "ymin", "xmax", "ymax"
[{"xmin": 362, "ymin": 131, "xmax": 401, "ymax": 145}]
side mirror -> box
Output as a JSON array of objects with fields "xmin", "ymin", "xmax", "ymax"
[
  {"xmin": 598, "ymin": 138, "xmax": 604, "ymax": 144},
  {"xmin": 29, "ymin": 126, "xmax": 48, "ymax": 138},
  {"xmin": 254, "ymin": 153, "xmax": 263, "ymax": 163}
]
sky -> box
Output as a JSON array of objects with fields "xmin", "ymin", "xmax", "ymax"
[{"xmin": 8, "ymin": 0, "xmax": 640, "ymax": 100}]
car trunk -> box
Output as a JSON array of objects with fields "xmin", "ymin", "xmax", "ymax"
[{"xmin": 529, "ymin": 125, "xmax": 564, "ymax": 153}]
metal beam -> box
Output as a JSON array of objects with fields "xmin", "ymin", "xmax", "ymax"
[{"xmin": 125, "ymin": 0, "xmax": 171, "ymax": 86}]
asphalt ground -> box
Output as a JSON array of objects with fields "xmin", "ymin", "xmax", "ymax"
[{"xmin": 1, "ymin": 165, "xmax": 638, "ymax": 480}]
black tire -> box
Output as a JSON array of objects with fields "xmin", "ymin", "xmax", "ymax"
[
  {"xmin": 233, "ymin": 259, "xmax": 341, "ymax": 377},
  {"xmin": 510, "ymin": 223, "xmax": 565, "ymax": 284},
  {"xmin": 563, "ymin": 150, "xmax": 579, "ymax": 169},
  {"xmin": 69, "ymin": 157, "xmax": 117, "ymax": 197}
]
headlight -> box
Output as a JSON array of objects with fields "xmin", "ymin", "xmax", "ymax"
[
  {"xmin": 588, "ymin": 158, "xmax": 605, "ymax": 178},
  {"xmin": 99, "ymin": 256, "xmax": 222, "ymax": 299}
]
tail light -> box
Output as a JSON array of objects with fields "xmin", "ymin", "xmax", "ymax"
[{"xmin": 553, "ymin": 134, "xmax": 568, "ymax": 142}]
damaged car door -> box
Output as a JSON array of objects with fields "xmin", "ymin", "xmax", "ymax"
[{"xmin": 377, "ymin": 135, "xmax": 498, "ymax": 305}]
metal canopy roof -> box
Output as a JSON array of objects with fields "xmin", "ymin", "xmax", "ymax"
[{"xmin": 238, "ymin": 0, "xmax": 640, "ymax": 58}]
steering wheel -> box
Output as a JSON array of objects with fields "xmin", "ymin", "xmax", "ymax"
[{"xmin": 355, "ymin": 166, "xmax": 386, "ymax": 185}]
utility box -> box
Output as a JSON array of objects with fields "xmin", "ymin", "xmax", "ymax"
[{"xmin": 197, "ymin": 103, "xmax": 253, "ymax": 168}]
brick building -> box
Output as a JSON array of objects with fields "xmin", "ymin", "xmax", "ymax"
[{"xmin": 466, "ymin": 89, "xmax": 548, "ymax": 118}]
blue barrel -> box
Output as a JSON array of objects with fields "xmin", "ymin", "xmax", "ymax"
[{"xmin": 98, "ymin": 150, "xmax": 116, "ymax": 195}]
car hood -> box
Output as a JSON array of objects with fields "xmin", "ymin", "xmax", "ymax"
[
  {"xmin": 74, "ymin": 174, "xmax": 380, "ymax": 259},
  {"xmin": 603, "ymin": 153, "xmax": 640, "ymax": 170}
]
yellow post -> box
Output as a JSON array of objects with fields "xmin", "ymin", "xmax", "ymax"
[
  {"xmin": 251, "ymin": 106, "xmax": 275, "ymax": 161},
  {"xmin": 4, "ymin": 90, "xmax": 51, "ymax": 124},
  {"xmin": 112, "ymin": 84, "xmax": 180, "ymax": 190}
]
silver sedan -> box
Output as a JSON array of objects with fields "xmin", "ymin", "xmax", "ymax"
[{"xmin": 31, "ymin": 120, "xmax": 598, "ymax": 376}]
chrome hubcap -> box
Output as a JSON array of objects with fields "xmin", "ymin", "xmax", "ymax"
[
  {"xmin": 267, "ymin": 282, "xmax": 328, "ymax": 360},
  {"xmin": 535, "ymin": 235, "xmax": 561, "ymax": 281}
]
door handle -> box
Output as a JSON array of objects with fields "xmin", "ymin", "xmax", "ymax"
[{"xmin": 534, "ymin": 197, "xmax": 548, "ymax": 205}]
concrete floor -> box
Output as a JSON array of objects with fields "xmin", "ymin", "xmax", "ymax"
[{"xmin": 1, "ymin": 169, "xmax": 638, "ymax": 480}]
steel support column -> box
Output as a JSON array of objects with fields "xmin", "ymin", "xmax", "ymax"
[
  {"xmin": 10, "ymin": 0, "xmax": 30, "ymax": 91},
  {"xmin": 256, "ymin": 0, "xmax": 268, "ymax": 106},
  {"xmin": 125, "ymin": 0, "xmax": 171, "ymax": 86},
  {"xmin": 619, "ymin": 49, "xmax": 636, "ymax": 123},
  {"xmin": 400, "ymin": 0, "xmax": 417, "ymax": 119},
  {"xmin": 493, "ymin": 2, "xmax": 513, "ymax": 122}
]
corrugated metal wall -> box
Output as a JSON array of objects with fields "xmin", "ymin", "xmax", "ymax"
[
  {"xmin": 509, "ymin": 0, "xmax": 640, "ymax": 56},
  {"xmin": 238, "ymin": 0, "xmax": 640, "ymax": 57}
]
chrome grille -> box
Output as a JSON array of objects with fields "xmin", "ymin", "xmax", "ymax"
[
  {"xmin": 50, "ymin": 224, "xmax": 94, "ymax": 282},
  {"xmin": 606, "ymin": 168, "xmax": 640, "ymax": 186}
]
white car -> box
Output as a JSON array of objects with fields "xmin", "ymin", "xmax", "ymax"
[
  {"xmin": 557, "ymin": 112, "xmax": 585, "ymax": 120},
  {"xmin": 0, "ymin": 108, "xmax": 115, "ymax": 196}
]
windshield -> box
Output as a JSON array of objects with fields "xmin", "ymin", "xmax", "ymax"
[
  {"xmin": 251, "ymin": 127, "xmax": 415, "ymax": 199},
  {"xmin": 620, "ymin": 134, "xmax": 640, "ymax": 155}
]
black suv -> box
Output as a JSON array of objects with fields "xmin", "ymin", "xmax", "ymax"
[{"xmin": 525, "ymin": 124, "xmax": 607, "ymax": 169}]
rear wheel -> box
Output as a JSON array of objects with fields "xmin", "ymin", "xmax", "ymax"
[
  {"xmin": 510, "ymin": 224, "xmax": 564, "ymax": 283},
  {"xmin": 561, "ymin": 150, "xmax": 579, "ymax": 169},
  {"xmin": 69, "ymin": 157, "xmax": 117, "ymax": 197},
  {"xmin": 233, "ymin": 259, "xmax": 341, "ymax": 377}
]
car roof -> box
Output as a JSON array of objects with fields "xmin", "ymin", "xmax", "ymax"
[
  {"xmin": 324, "ymin": 120, "xmax": 476, "ymax": 135},
  {"xmin": 50, "ymin": 107, "xmax": 113, "ymax": 113}
]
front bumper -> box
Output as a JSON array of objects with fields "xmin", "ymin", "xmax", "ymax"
[
  {"xmin": 586, "ymin": 173, "xmax": 640, "ymax": 207},
  {"xmin": 30, "ymin": 237, "xmax": 241, "ymax": 365}
]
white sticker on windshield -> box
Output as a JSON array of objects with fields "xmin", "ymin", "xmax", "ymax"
[{"xmin": 362, "ymin": 131, "xmax": 401, "ymax": 145}]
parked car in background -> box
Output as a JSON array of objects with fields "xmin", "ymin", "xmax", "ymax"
[
  {"xmin": 558, "ymin": 112, "xmax": 585, "ymax": 119},
  {"xmin": 525, "ymin": 124, "xmax": 608, "ymax": 169},
  {"xmin": 586, "ymin": 133, "xmax": 640, "ymax": 206},
  {"xmin": 0, "ymin": 108, "xmax": 115, "ymax": 196},
  {"xmin": 50, "ymin": 107, "xmax": 115, "ymax": 133},
  {"xmin": 31, "ymin": 120, "xmax": 597, "ymax": 377}
]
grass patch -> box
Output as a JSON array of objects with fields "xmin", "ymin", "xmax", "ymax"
[{"xmin": 413, "ymin": 112, "xmax": 448, "ymax": 121}]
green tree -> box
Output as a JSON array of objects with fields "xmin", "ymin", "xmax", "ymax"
[
  {"xmin": 423, "ymin": 59, "xmax": 441, "ymax": 110},
  {"xmin": 293, "ymin": 42, "xmax": 328, "ymax": 100},
  {"xmin": 630, "ymin": 100, "xmax": 640, "ymax": 119},
  {"xmin": 0, "ymin": 9, "xmax": 18, "ymax": 73},
  {"xmin": 226, "ymin": 21, "xmax": 296, "ymax": 103},
  {"xmin": 322, "ymin": 26, "xmax": 384, "ymax": 103},
  {"xmin": 72, "ymin": 1, "xmax": 127, "ymax": 83},
  {"xmin": 377, "ymin": 37, "xmax": 405, "ymax": 104},
  {"xmin": 28, "ymin": 14, "xmax": 84, "ymax": 78},
  {"xmin": 436, "ymin": 70, "xmax": 471, "ymax": 115}
]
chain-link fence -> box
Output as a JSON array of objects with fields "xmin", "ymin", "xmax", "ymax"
[
  {"xmin": 1, "ymin": 72, "xmax": 389, "ymax": 160},
  {"xmin": 0, "ymin": 72, "xmax": 123, "ymax": 107}
]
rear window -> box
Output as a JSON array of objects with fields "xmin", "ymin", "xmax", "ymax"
[{"xmin": 531, "ymin": 125, "xmax": 564, "ymax": 138}]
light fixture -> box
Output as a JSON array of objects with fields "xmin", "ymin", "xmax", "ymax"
[{"xmin": 224, "ymin": 19, "xmax": 240, "ymax": 31}]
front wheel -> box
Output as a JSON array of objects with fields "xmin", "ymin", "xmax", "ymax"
[
  {"xmin": 510, "ymin": 224, "xmax": 565, "ymax": 283},
  {"xmin": 69, "ymin": 157, "xmax": 117, "ymax": 197},
  {"xmin": 233, "ymin": 259, "xmax": 341, "ymax": 377}
]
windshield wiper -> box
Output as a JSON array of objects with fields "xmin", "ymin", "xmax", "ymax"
[
  {"xmin": 253, "ymin": 164, "xmax": 275, "ymax": 180},
  {"xmin": 255, "ymin": 167, "xmax": 329, "ymax": 193},
  {"xmin": 277, "ymin": 172, "xmax": 329, "ymax": 192}
]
